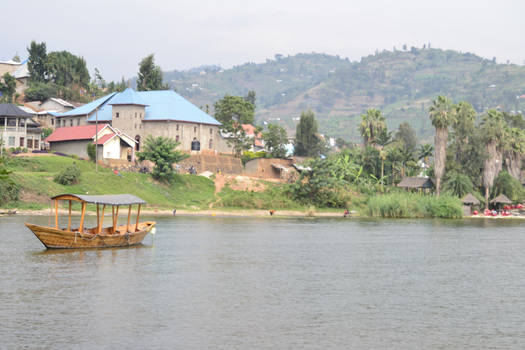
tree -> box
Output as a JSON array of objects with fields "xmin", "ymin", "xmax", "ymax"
[
  {"xmin": 214, "ymin": 95, "xmax": 256, "ymax": 157},
  {"xmin": 27, "ymin": 41, "xmax": 47, "ymax": 83},
  {"xmin": 244, "ymin": 90, "xmax": 256, "ymax": 105},
  {"xmin": 137, "ymin": 136, "xmax": 188, "ymax": 182},
  {"xmin": 395, "ymin": 122, "xmax": 417, "ymax": 153},
  {"xmin": 46, "ymin": 51, "xmax": 90, "ymax": 88},
  {"xmin": 214, "ymin": 95, "xmax": 255, "ymax": 125},
  {"xmin": 24, "ymin": 82, "xmax": 57, "ymax": 101},
  {"xmin": 443, "ymin": 171, "xmax": 474, "ymax": 198},
  {"xmin": 294, "ymin": 110, "xmax": 324, "ymax": 157},
  {"xmin": 0, "ymin": 73, "xmax": 16, "ymax": 102},
  {"xmin": 429, "ymin": 95, "xmax": 455, "ymax": 195},
  {"xmin": 480, "ymin": 109, "xmax": 507, "ymax": 208},
  {"xmin": 263, "ymin": 124, "xmax": 288, "ymax": 158},
  {"xmin": 451, "ymin": 101, "xmax": 476, "ymax": 165},
  {"xmin": 359, "ymin": 109, "xmax": 386, "ymax": 146},
  {"xmin": 137, "ymin": 54, "xmax": 165, "ymax": 91},
  {"xmin": 504, "ymin": 128, "xmax": 525, "ymax": 180},
  {"xmin": 375, "ymin": 129, "xmax": 394, "ymax": 191},
  {"xmin": 418, "ymin": 144, "xmax": 434, "ymax": 163}
]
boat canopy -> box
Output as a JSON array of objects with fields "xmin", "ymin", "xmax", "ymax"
[{"xmin": 51, "ymin": 194, "xmax": 146, "ymax": 205}]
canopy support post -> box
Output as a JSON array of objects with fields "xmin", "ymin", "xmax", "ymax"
[
  {"xmin": 113, "ymin": 205, "xmax": 119, "ymax": 234},
  {"xmin": 135, "ymin": 204, "xmax": 141, "ymax": 232},
  {"xmin": 79, "ymin": 202, "xmax": 86, "ymax": 234},
  {"xmin": 126, "ymin": 205, "xmax": 132, "ymax": 233},
  {"xmin": 96, "ymin": 204, "xmax": 100, "ymax": 233},
  {"xmin": 54, "ymin": 199, "xmax": 58, "ymax": 229},
  {"xmin": 67, "ymin": 200, "xmax": 72, "ymax": 231},
  {"xmin": 98, "ymin": 204, "xmax": 106, "ymax": 234}
]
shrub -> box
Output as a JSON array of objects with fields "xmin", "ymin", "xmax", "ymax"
[
  {"xmin": 54, "ymin": 163, "xmax": 81, "ymax": 185},
  {"xmin": 86, "ymin": 143, "xmax": 96, "ymax": 162},
  {"xmin": 0, "ymin": 158, "xmax": 20, "ymax": 204},
  {"xmin": 443, "ymin": 171, "xmax": 474, "ymax": 198}
]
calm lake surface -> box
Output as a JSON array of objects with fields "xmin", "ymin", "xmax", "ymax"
[{"xmin": 1, "ymin": 215, "xmax": 525, "ymax": 349}]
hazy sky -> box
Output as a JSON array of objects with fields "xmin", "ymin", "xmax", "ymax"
[{"xmin": 2, "ymin": 0, "xmax": 524, "ymax": 81}]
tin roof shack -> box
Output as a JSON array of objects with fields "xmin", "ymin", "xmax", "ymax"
[
  {"xmin": 490, "ymin": 194, "xmax": 512, "ymax": 210},
  {"xmin": 461, "ymin": 193, "xmax": 481, "ymax": 216},
  {"xmin": 397, "ymin": 177, "xmax": 435, "ymax": 193},
  {"xmin": 45, "ymin": 124, "xmax": 136, "ymax": 165},
  {"xmin": 0, "ymin": 103, "xmax": 42, "ymax": 151}
]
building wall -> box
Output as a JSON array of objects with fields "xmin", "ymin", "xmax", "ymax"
[
  {"xmin": 40, "ymin": 100, "xmax": 73, "ymax": 112},
  {"xmin": 56, "ymin": 115, "xmax": 89, "ymax": 128},
  {"xmin": 0, "ymin": 63, "xmax": 20, "ymax": 76},
  {"xmin": 1, "ymin": 118, "xmax": 41, "ymax": 149},
  {"xmin": 50, "ymin": 140, "xmax": 90, "ymax": 158},
  {"xmin": 102, "ymin": 137, "xmax": 121, "ymax": 159}
]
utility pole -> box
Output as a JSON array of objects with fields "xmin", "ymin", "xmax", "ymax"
[{"xmin": 95, "ymin": 107, "xmax": 98, "ymax": 173}]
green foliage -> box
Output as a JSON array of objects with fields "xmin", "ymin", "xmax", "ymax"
[
  {"xmin": 54, "ymin": 163, "xmax": 81, "ymax": 185},
  {"xmin": 0, "ymin": 73, "xmax": 17, "ymax": 102},
  {"xmin": 241, "ymin": 150, "xmax": 267, "ymax": 164},
  {"xmin": 395, "ymin": 122, "xmax": 418, "ymax": 152},
  {"xmin": 46, "ymin": 51, "xmax": 90, "ymax": 88},
  {"xmin": 24, "ymin": 82, "xmax": 58, "ymax": 101},
  {"xmin": 289, "ymin": 157, "xmax": 354, "ymax": 208},
  {"xmin": 137, "ymin": 135, "xmax": 188, "ymax": 182},
  {"xmin": 27, "ymin": 41, "xmax": 47, "ymax": 83},
  {"xmin": 86, "ymin": 143, "xmax": 96, "ymax": 163},
  {"xmin": 294, "ymin": 110, "xmax": 324, "ymax": 156},
  {"xmin": 217, "ymin": 184, "xmax": 300, "ymax": 209},
  {"xmin": 41, "ymin": 127, "xmax": 53, "ymax": 139},
  {"xmin": 0, "ymin": 157, "xmax": 20, "ymax": 204},
  {"xmin": 137, "ymin": 54, "xmax": 165, "ymax": 91},
  {"xmin": 443, "ymin": 171, "xmax": 474, "ymax": 198},
  {"xmin": 359, "ymin": 109, "xmax": 386, "ymax": 145},
  {"xmin": 429, "ymin": 95, "xmax": 455, "ymax": 128},
  {"xmin": 492, "ymin": 171, "xmax": 525, "ymax": 202},
  {"xmin": 214, "ymin": 94, "xmax": 255, "ymax": 125},
  {"xmin": 367, "ymin": 192, "xmax": 462, "ymax": 218},
  {"xmin": 262, "ymin": 124, "xmax": 288, "ymax": 158}
]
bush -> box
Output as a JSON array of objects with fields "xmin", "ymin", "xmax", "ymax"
[
  {"xmin": 54, "ymin": 163, "xmax": 81, "ymax": 185},
  {"xmin": 0, "ymin": 159, "xmax": 20, "ymax": 204},
  {"xmin": 86, "ymin": 143, "xmax": 96, "ymax": 162},
  {"xmin": 366, "ymin": 192, "xmax": 462, "ymax": 218}
]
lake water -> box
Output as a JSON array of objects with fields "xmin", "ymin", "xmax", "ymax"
[{"xmin": 1, "ymin": 215, "xmax": 525, "ymax": 349}]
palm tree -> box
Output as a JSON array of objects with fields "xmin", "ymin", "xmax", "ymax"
[
  {"xmin": 452, "ymin": 102, "xmax": 476, "ymax": 164},
  {"xmin": 375, "ymin": 129, "xmax": 393, "ymax": 192},
  {"xmin": 359, "ymin": 109, "xmax": 386, "ymax": 146},
  {"xmin": 418, "ymin": 144, "xmax": 434, "ymax": 164},
  {"xmin": 480, "ymin": 110, "xmax": 507, "ymax": 208},
  {"xmin": 429, "ymin": 95, "xmax": 455, "ymax": 195}
]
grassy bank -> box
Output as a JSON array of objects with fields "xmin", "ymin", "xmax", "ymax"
[
  {"xmin": 366, "ymin": 192, "xmax": 463, "ymax": 218},
  {"xmin": 2, "ymin": 155, "xmax": 307, "ymax": 212}
]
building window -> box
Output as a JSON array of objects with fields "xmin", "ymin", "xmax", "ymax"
[
  {"xmin": 70, "ymin": 119, "xmax": 73, "ymax": 127},
  {"xmin": 176, "ymin": 124, "xmax": 179, "ymax": 131},
  {"xmin": 116, "ymin": 112, "xmax": 120, "ymax": 118},
  {"xmin": 191, "ymin": 138, "xmax": 200, "ymax": 151},
  {"xmin": 27, "ymin": 139, "xmax": 33, "ymax": 149},
  {"xmin": 135, "ymin": 112, "xmax": 137, "ymax": 118},
  {"xmin": 34, "ymin": 139, "xmax": 39, "ymax": 149},
  {"xmin": 135, "ymin": 135, "xmax": 140, "ymax": 151},
  {"xmin": 51, "ymin": 118, "xmax": 54, "ymax": 126},
  {"xmin": 8, "ymin": 136, "xmax": 15, "ymax": 146},
  {"xmin": 140, "ymin": 113, "xmax": 142, "ymax": 119},
  {"xmin": 210, "ymin": 128, "xmax": 212, "ymax": 135},
  {"xmin": 175, "ymin": 135, "xmax": 179, "ymax": 142},
  {"xmin": 209, "ymin": 139, "xmax": 213, "ymax": 149},
  {"xmin": 77, "ymin": 119, "xmax": 80, "ymax": 126},
  {"xmin": 19, "ymin": 137, "xmax": 24, "ymax": 147},
  {"xmin": 194, "ymin": 126, "xmax": 197, "ymax": 133}
]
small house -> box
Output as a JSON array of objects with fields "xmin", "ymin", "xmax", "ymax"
[
  {"xmin": 0, "ymin": 103, "xmax": 42, "ymax": 150},
  {"xmin": 397, "ymin": 177, "xmax": 435, "ymax": 193},
  {"xmin": 45, "ymin": 124, "xmax": 136, "ymax": 165},
  {"xmin": 461, "ymin": 193, "xmax": 481, "ymax": 216}
]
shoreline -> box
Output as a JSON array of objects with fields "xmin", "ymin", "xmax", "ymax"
[
  {"xmin": 3, "ymin": 208, "xmax": 525, "ymax": 219},
  {"xmin": 1, "ymin": 208, "xmax": 347, "ymax": 218}
]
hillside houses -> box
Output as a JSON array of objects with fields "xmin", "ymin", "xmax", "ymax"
[
  {"xmin": 0, "ymin": 103, "xmax": 42, "ymax": 150},
  {"xmin": 53, "ymin": 88, "xmax": 231, "ymax": 154},
  {"xmin": 0, "ymin": 59, "xmax": 29, "ymax": 94}
]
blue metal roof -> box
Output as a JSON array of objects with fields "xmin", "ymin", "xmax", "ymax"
[
  {"xmin": 109, "ymin": 88, "xmax": 148, "ymax": 106},
  {"xmin": 57, "ymin": 92, "xmax": 117, "ymax": 117},
  {"xmin": 83, "ymin": 89, "xmax": 220, "ymax": 126}
]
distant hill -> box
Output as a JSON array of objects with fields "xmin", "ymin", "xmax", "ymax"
[{"xmin": 163, "ymin": 49, "xmax": 525, "ymax": 143}]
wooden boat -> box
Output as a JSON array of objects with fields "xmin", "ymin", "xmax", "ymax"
[{"xmin": 25, "ymin": 194, "xmax": 156, "ymax": 249}]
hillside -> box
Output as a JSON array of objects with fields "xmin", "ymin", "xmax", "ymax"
[{"xmin": 163, "ymin": 48, "xmax": 525, "ymax": 143}]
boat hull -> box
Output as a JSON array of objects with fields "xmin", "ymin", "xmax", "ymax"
[{"xmin": 25, "ymin": 222, "xmax": 155, "ymax": 249}]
